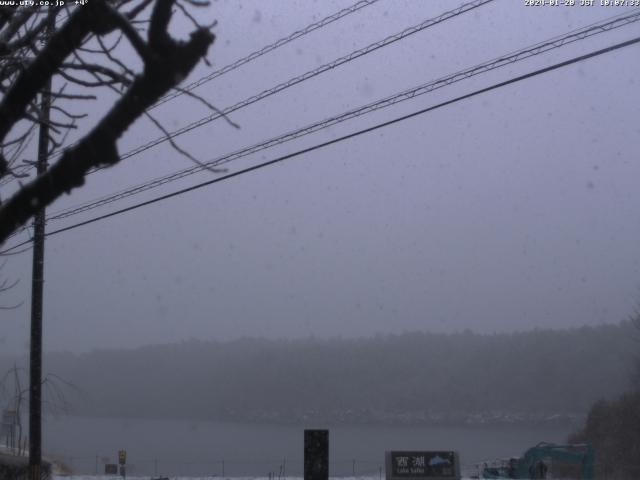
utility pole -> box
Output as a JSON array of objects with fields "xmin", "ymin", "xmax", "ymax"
[{"xmin": 29, "ymin": 13, "xmax": 54, "ymax": 480}]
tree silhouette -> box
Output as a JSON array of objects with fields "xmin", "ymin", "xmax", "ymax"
[{"xmin": 0, "ymin": 0, "xmax": 217, "ymax": 245}]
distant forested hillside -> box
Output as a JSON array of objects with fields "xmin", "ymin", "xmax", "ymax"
[{"xmin": 1, "ymin": 322, "xmax": 637, "ymax": 425}]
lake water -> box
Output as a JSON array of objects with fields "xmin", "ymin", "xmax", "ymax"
[{"xmin": 42, "ymin": 416, "xmax": 571, "ymax": 477}]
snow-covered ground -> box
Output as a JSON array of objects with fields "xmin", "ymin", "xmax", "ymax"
[{"xmin": 51, "ymin": 477, "xmax": 477, "ymax": 480}]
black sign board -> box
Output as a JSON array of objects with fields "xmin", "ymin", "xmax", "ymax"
[
  {"xmin": 304, "ymin": 429, "xmax": 328, "ymax": 480},
  {"xmin": 385, "ymin": 451, "xmax": 460, "ymax": 480},
  {"xmin": 105, "ymin": 464, "xmax": 118, "ymax": 475}
]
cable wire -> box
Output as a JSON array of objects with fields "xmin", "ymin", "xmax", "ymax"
[
  {"xmin": 45, "ymin": 8, "xmax": 640, "ymax": 223},
  {"xmin": 151, "ymin": 0, "xmax": 381, "ymax": 109},
  {"xmin": 112, "ymin": 0, "xmax": 494, "ymax": 163},
  {"xmin": 5, "ymin": 7, "xmax": 638, "ymax": 243},
  {"xmin": 5, "ymin": 0, "xmax": 494, "ymax": 187},
  {"xmin": 0, "ymin": 0, "xmax": 380, "ymax": 185},
  {"xmin": 3, "ymin": 34, "xmax": 639, "ymax": 254}
]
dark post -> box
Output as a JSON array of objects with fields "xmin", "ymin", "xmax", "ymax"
[
  {"xmin": 28, "ymin": 16, "xmax": 53, "ymax": 479},
  {"xmin": 118, "ymin": 449, "xmax": 126, "ymax": 479},
  {"xmin": 304, "ymin": 429, "xmax": 328, "ymax": 480}
]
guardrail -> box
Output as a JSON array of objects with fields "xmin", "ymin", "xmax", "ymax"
[{"xmin": 48, "ymin": 455, "xmax": 386, "ymax": 478}]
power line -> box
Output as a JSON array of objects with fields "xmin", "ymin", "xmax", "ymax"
[
  {"xmin": 44, "ymin": 8, "xmax": 640, "ymax": 223},
  {"xmin": 151, "ymin": 0, "xmax": 380, "ymax": 109},
  {"xmin": 93, "ymin": 0, "xmax": 495, "ymax": 166},
  {"xmin": 5, "ymin": 0, "xmax": 490, "ymax": 185},
  {"xmin": 5, "ymin": 7, "xmax": 638, "ymax": 244},
  {"xmin": 0, "ymin": 0, "xmax": 380, "ymax": 185},
  {"xmin": 3, "ymin": 0, "xmax": 499, "ymax": 245},
  {"xmin": 3, "ymin": 34, "xmax": 638, "ymax": 254}
]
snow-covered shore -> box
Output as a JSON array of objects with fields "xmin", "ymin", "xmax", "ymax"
[{"xmin": 51, "ymin": 477, "xmax": 477, "ymax": 480}]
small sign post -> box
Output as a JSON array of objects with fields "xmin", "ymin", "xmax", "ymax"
[
  {"xmin": 118, "ymin": 449, "xmax": 126, "ymax": 479},
  {"xmin": 385, "ymin": 451, "xmax": 460, "ymax": 480}
]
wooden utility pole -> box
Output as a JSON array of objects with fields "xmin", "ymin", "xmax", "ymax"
[{"xmin": 29, "ymin": 14, "xmax": 53, "ymax": 480}]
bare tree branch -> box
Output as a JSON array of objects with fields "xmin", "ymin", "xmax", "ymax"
[
  {"xmin": 62, "ymin": 61, "xmax": 132, "ymax": 87},
  {"xmin": 0, "ymin": 2, "xmax": 117, "ymax": 144},
  {"xmin": 0, "ymin": 0, "xmax": 215, "ymax": 243},
  {"xmin": 0, "ymin": 9, "xmax": 57, "ymax": 56},
  {"xmin": 0, "ymin": 9, "xmax": 33, "ymax": 47},
  {"xmin": 126, "ymin": 0, "xmax": 156, "ymax": 20}
]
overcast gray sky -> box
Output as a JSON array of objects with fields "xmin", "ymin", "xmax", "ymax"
[{"xmin": 2, "ymin": 0, "xmax": 640, "ymax": 354}]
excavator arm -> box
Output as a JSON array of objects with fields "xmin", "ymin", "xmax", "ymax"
[
  {"xmin": 480, "ymin": 442, "xmax": 594, "ymax": 479},
  {"xmin": 516, "ymin": 442, "xmax": 594, "ymax": 479}
]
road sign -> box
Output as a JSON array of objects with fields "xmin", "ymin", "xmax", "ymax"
[{"xmin": 385, "ymin": 451, "xmax": 460, "ymax": 480}]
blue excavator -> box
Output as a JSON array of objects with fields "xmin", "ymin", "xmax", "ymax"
[{"xmin": 480, "ymin": 442, "xmax": 594, "ymax": 479}]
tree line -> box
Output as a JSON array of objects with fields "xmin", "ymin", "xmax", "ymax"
[
  {"xmin": 1, "ymin": 322, "xmax": 637, "ymax": 425},
  {"xmin": 567, "ymin": 317, "xmax": 640, "ymax": 479}
]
